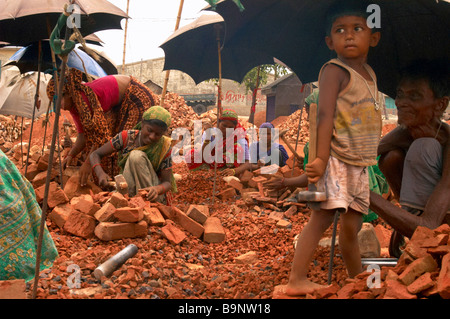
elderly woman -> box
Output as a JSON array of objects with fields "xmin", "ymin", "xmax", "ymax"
[
  {"xmin": 186, "ymin": 108, "xmax": 250, "ymax": 177},
  {"xmin": 47, "ymin": 68, "xmax": 159, "ymax": 186},
  {"xmin": 90, "ymin": 106, "xmax": 176, "ymax": 204},
  {"xmin": 369, "ymin": 59, "xmax": 449, "ymax": 256}
]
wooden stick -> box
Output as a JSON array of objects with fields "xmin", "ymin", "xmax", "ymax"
[
  {"xmin": 121, "ymin": 0, "xmax": 130, "ymax": 74},
  {"xmin": 160, "ymin": 0, "xmax": 185, "ymax": 107}
]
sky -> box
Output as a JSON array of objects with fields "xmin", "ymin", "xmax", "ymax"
[{"xmin": 94, "ymin": 0, "xmax": 216, "ymax": 66}]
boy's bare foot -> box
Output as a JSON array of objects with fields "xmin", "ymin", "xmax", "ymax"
[{"xmin": 285, "ymin": 280, "xmax": 328, "ymax": 296}]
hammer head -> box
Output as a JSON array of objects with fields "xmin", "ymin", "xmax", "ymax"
[
  {"xmin": 114, "ymin": 174, "xmax": 129, "ymax": 195},
  {"xmin": 296, "ymin": 191, "xmax": 327, "ymax": 202}
]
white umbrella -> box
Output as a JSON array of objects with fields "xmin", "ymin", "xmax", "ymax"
[{"xmin": 0, "ymin": 67, "xmax": 51, "ymax": 118}]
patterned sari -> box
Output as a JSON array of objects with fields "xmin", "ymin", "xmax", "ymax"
[{"xmin": 0, "ymin": 151, "xmax": 58, "ymax": 281}]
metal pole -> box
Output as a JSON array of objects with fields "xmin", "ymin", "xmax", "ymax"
[
  {"xmin": 25, "ymin": 40, "xmax": 42, "ymax": 176},
  {"xmin": 32, "ymin": 27, "xmax": 71, "ymax": 300},
  {"xmin": 327, "ymin": 210, "xmax": 340, "ymax": 285}
]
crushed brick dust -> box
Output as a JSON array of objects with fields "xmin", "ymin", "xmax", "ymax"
[{"xmin": 3, "ymin": 109, "xmax": 409, "ymax": 300}]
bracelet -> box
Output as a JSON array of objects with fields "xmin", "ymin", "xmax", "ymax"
[
  {"xmin": 91, "ymin": 163, "xmax": 102, "ymax": 172},
  {"xmin": 230, "ymin": 168, "xmax": 236, "ymax": 176}
]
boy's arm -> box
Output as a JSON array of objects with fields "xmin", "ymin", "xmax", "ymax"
[{"xmin": 305, "ymin": 64, "xmax": 346, "ymax": 183}]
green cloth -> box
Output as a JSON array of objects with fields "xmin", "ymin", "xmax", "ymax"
[
  {"xmin": 303, "ymin": 143, "xmax": 388, "ymax": 222},
  {"xmin": 0, "ymin": 150, "xmax": 58, "ymax": 281},
  {"xmin": 139, "ymin": 105, "xmax": 171, "ymax": 128}
]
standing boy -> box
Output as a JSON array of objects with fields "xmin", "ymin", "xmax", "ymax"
[{"xmin": 285, "ymin": 1, "xmax": 381, "ymax": 296}]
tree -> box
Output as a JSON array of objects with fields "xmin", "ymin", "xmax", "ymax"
[{"xmin": 243, "ymin": 63, "xmax": 289, "ymax": 124}]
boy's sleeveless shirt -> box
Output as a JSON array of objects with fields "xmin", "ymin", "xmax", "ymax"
[{"xmin": 318, "ymin": 58, "xmax": 382, "ymax": 167}]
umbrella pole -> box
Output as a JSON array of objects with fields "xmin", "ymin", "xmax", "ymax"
[
  {"xmin": 32, "ymin": 33, "xmax": 71, "ymax": 300},
  {"xmin": 25, "ymin": 40, "xmax": 42, "ymax": 176},
  {"xmin": 248, "ymin": 66, "xmax": 261, "ymax": 125},
  {"xmin": 211, "ymin": 24, "xmax": 224, "ymax": 206},
  {"xmin": 160, "ymin": 0, "xmax": 184, "ymax": 107}
]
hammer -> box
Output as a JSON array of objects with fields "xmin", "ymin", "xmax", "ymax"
[
  {"xmin": 296, "ymin": 103, "xmax": 326, "ymax": 210},
  {"xmin": 107, "ymin": 174, "xmax": 129, "ymax": 195}
]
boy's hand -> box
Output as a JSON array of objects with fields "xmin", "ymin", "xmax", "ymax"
[{"xmin": 305, "ymin": 157, "xmax": 327, "ymax": 184}]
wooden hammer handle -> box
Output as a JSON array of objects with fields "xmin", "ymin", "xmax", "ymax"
[{"xmin": 308, "ymin": 103, "xmax": 317, "ymax": 162}]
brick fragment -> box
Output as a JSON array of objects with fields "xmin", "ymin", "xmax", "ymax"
[
  {"xmin": 94, "ymin": 221, "xmax": 148, "ymax": 241},
  {"xmin": 398, "ymin": 254, "xmax": 438, "ymax": 285},
  {"xmin": 186, "ymin": 205, "xmax": 210, "ymax": 224},
  {"xmin": 94, "ymin": 202, "xmax": 117, "ymax": 222},
  {"xmin": 113, "ymin": 207, "xmax": 144, "ymax": 223},
  {"xmin": 143, "ymin": 206, "xmax": 165, "ymax": 226},
  {"xmin": 70, "ymin": 194, "xmax": 95, "ymax": 215},
  {"xmin": 437, "ymin": 253, "xmax": 450, "ymax": 299},
  {"xmin": 0, "ymin": 280, "xmax": 27, "ymax": 299},
  {"xmin": 216, "ymin": 187, "xmax": 237, "ymax": 200},
  {"xmin": 203, "ymin": 217, "xmax": 226, "ymax": 243},
  {"xmin": 63, "ymin": 210, "xmax": 96, "ymax": 238},
  {"xmin": 48, "ymin": 203, "xmax": 74, "ymax": 229},
  {"xmin": 407, "ymin": 272, "xmax": 435, "ymax": 295},
  {"xmin": 161, "ymin": 221, "xmax": 187, "ymax": 245},
  {"xmin": 108, "ymin": 192, "xmax": 129, "ymax": 208},
  {"xmin": 239, "ymin": 170, "xmax": 254, "ymax": 183},
  {"xmin": 170, "ymin": 206, "xmax": 204, "ymax": 238}
]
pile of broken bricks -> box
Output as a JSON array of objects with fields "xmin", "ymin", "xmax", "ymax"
[
  {"xmin": 274, "ymin": 224, "xmax": 450, "ymax": 299},
  {"xmin": 45, "ymin": 183, "xmax": 227, "ymax": 245},
  {"xmin": 219, "ymin": 162, "xmax": 306, "ymax": 229}
]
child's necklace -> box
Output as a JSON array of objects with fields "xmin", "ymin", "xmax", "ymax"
[{"xmin": 337, "ymin": 58, "xmax": 380, "ymax": 111}]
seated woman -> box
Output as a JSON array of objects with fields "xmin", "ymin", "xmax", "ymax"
[
  {"xmin": 90, "ymin": 106, "xmax": 176, "ymax": 204},
  {"xmin": 0, "ymin": 150, "xmax": 58, "ymax": 281},
  {"xmin": 186, "ymin": 109, "xmax": 250, "ymax": 177},
  {"xmin": 249, "ymin": 122, "xmax": 289, "ymax": 168},
  {"xmin": 47, "ymin": 68, "xmax": 159, "ymax": 186}
]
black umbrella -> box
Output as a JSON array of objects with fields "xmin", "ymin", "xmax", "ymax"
[
  {"xmin": 210, "ymin": 0, "xmax": 450, "ymax": 98},
  {"xmin": 0, "ymin": 0, "xmax": 128, "ymax": 46},
  {"xmin": 159, "ymin": 13, "xmax": 275, "ymax": 84}
]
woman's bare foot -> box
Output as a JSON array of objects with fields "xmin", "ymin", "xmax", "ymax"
[{"xmin": 285, "ymin": 279, "xmax": 328, "ymax": 296}]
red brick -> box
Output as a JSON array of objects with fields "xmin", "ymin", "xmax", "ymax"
[
  {"xmin": 407, "ymin": 272, "xmax": 435, "ymax": 295},
  {"xmin": 398, "ymin": 254, "xmax": 438, "ymax": 285},
  {"xmin": 228, "ymin": 178, "xmax": 244, "ymax": 192},
  {"xmin": 336, "ymin": 283, "xmax": 357, "ymax": 299},
  {"xmin": 161, "ymin": 221, "xmax": 186, "ymax": 245},
  {"xmin": 108, "ymin": 192, "xmax": 129, "ymax": 208},
  {"xmin": 203, "ymin": 217, "xmax": 226, "ymax": 243},
  {"xmin": 143, "ymin": 206, "xmax": 165, "ymax": 226},
  {"xmin": 248, "ymin": 176, "xmax": 267, "ymax": 188},
  {"xmin": 94, "ymin": 221, "xmax": 148, "ymax": 241},
  {"xmin": 433, "ymin": 224, "xmax": 450, "ymax": 235},
  {"xmin": 374, "ymin": 224, "xmax": 392, "ymax": 249},
  {"xmin": 129, "ymin": 196, "xmax": 147, "ymax": 208},
  {"xmin": 384, "ymin": 280, "xmax": 417, "ymax": 299},
  {"xmin": 0, "ymin": 280, "xmax": 27, "ymax": 299},
  {"xmin": 94, "ymin": 202, "xmax": 117, "ymax": 222},
  {"xmin": 63, "ymin": 210, "xmax": 96, "ymax": 238},
  {"xmin": 186, "ymin": 205, "xmax": 210, "ymax": 224},
  {"xmin": 351, "ymin": 291, "xmax": 374, "ymax": 299},
  {"xmin": 113, "ymin": 207, "xmax": 144, "ymax": 223},
  {"xmin": 314, "ymin": 283, "xmax": 340, "ymax": 299},
  {"xmin": 32, "ymin": 169, "xmax": 58, "ymax": 188},
  {"xmin": 239, "ymin": 170, "xmax": 254, "ymax": 183},
  {"xmin": 47, "ymin": 183, "xmax": 69, "ymax": 209},
  {"xmin": 156, "ymin": 205, "xmax": 174, "ymax": 219},
  {"xmin": 284, "ymin": 205, "xmax": 297, "ymax": 218},
  {"xmin": 24, "ymin": 163, "xmax": 40, "ymax": 181},
  {"xmin": 420, "ymin": 234, "xmax": 449, "ymax": 248},
  {"xmin": 170, "ymin": 207, "xmax": 204, "ymax": 238},
  {"xmin": 63, "ymin": 174, "xmax": 103, "ymax": 200},
  {"xmin": 216, "ymin": 187, "xmax": 237, "ymax": 200},
  {"xmin": 48, "ymin": 203, "xmax": 74, "ymax": 229},
  {"xmin": 438, "ymin": 253, "xmax": 450, "ymax": 299},
  {"xmin": 70, "ymin": 194, "xmax": 95, "ymax": 216}
]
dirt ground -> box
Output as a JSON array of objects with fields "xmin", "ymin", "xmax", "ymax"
[{"xmin": 5, "ymin": 109, "xmax": 397, "ymax": 300}]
